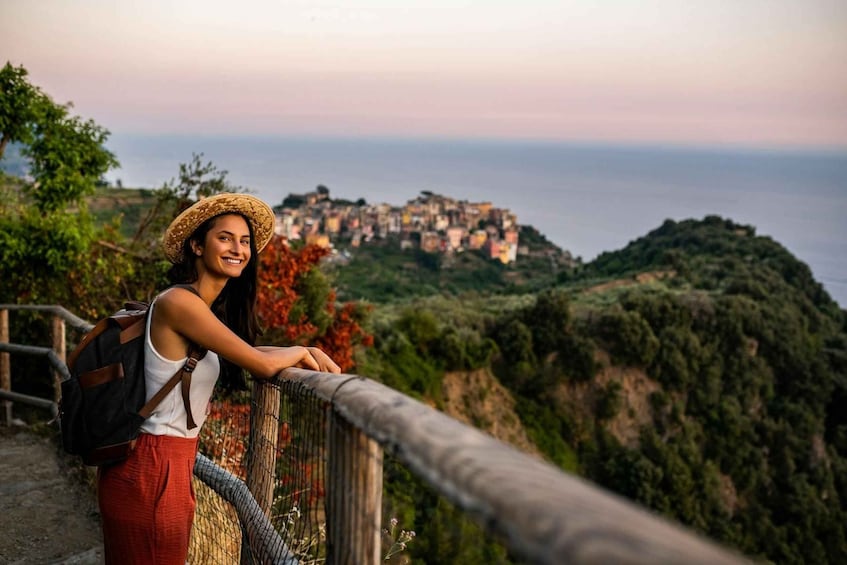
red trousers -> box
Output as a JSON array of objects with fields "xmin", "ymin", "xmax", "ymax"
[{"xmin": 98, "ymin": 434, "xmax": 199, "ymax": 565}]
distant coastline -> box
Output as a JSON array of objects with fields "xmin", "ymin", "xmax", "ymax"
[{"xmin": 92, "ymin": 134, "xmax": 847, "ymax": 308}]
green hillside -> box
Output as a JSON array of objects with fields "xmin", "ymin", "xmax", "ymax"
[
  {"xmin": 357, "ymin": 216, "xmax": 847, "ymax": 564},
  {"xmin": 328, "ymin": 224, "xmax": 570, "ymax": 302}
]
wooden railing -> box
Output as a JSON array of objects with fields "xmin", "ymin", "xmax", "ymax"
[
  {"xmin": 0, "ymin": 305, "xmax": 91, "ymax": 422},
  {"xmin": 0, "ymin": 304, "xmax": 750, "ymax": 564}
]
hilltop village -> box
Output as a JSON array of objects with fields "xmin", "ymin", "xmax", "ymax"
[{"xmin": 274, "ymin": 187, "xmax": 523, "ymax": 264}]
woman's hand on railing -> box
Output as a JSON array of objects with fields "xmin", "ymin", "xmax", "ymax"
[
  {"xmin": 256, "ymin": 345, "xmax": 340, "ymax": 376},
  {"xmin": 305, "ymin": 346, "xmax": 341, "ymax": 374}
]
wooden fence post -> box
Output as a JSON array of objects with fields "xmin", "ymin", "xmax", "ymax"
[
  {"xmin": 247, "ymin": 379, "xmax": 281, "ymax": 515},
  {"xmin": 51, "ymin": 315, "xmax": 66, "ymax": 403},
  {"xmin": 243, "ymin": 378, "xmax": 281, "ymax": 563},
  {"xmin": 1, "ymin": 309, "xmax": 10, "ymax": 425},
  {"xmin": 327, "ymin": 411, "xmax": 383, "ymax": 565}
]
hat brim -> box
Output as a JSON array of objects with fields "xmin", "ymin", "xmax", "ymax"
[{"xmin": 162, "ymin": 193, "xmax": 276, "ymax": 263}]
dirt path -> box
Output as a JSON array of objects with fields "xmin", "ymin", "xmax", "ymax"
[{"xmin": 0, "ymin": 427, "xmax": 103, "ymax": 564}]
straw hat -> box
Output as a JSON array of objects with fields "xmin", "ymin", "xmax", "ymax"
[{"xmin": 162, "ymin": 193, "xmax": 276, "ymax": 263}]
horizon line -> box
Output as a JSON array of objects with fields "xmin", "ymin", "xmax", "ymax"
[{"xmin": 104, "ymin": 130, "xmax": 847, "ymax": 157}]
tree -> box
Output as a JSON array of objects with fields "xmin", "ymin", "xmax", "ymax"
[
  {"xmin": 0, "ymin": 62, "xmax": 119, "ymax": 306},
  {"xmin": 395, "ymin": 309, "xmax": 441, "ymax": 357},
  {"xmin": 26, "ymin": 101, "xmax": 118, "ymax": 212},
  {"xmin": 494, "ymin": 317, "xmax": 536, "ymax": 367},
  {"xmin": 0, "ymin": 62, "xmax": 42, "ymax": 159},
  {"xmin": 590, "ymin": 306, "xmax": 660, "ymax": 367},
  {"xmin": 256, "ymin": 239, "xmax": 331, "ymax": 343},
  {"xmin": 525, "ymin": 288, "xmax": 572, "ymax": 356},
  {"xmin": 0, "ymin": 62, "xmax": 118, "ymax": 212}
]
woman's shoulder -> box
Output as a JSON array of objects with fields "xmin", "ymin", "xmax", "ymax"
[{"xmin": 154, "ymin": 285, "xmax": 204, "ymax": 313}]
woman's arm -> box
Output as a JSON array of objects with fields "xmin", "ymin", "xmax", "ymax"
[{"xmin": 152, "ymin": 288, "xmax": 325, "ymax": 378}]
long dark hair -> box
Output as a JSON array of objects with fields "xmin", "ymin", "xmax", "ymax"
[{"xmin": 166, "ymin": 212, "xmax": 263, "ymax": 391}]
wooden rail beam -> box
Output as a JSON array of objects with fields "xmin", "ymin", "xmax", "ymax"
[
  {"xmin": 0, "ymin": 304, "xmax": 94, "ymax": 333},
  {"xmin": 0, "ymin": 343, "xmax": 71, "ymax": 381},
  {"xmin": 0, "ymin": 389, "xmax": 58, "ymax": 418},
  {"xmin": 282, "ymin": 368, "xmax": 748, "ymax": 565}
]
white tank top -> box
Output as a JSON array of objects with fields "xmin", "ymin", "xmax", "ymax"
[{"xmin": 139, "ymin": 293, "xmax": 220, "ymax": 438}]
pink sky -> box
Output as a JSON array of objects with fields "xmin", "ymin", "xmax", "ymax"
[{"xmin": 2, "ymin": 0, "xmax": 846, "ymax": 148}]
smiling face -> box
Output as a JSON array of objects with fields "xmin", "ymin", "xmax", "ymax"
[{"xmin": 192, "ymin": 214, "xmax": 253, "ymax": 280}]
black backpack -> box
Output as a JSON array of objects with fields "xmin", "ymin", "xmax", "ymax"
[{"xmin": 60, "ymin": 286, "xmax": 206, "ymax": 466}]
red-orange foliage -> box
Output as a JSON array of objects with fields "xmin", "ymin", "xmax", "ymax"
[
  {"xmin": 256, "ymin": 236, "xmax": 372, "ymax": 372},
  {"xmin": 256, "ymin": 236, "xmax": 329, "ymax": 341},
  {"xmin": 316, "ymin": 300, "xmax": 374, "ymax": 372}
]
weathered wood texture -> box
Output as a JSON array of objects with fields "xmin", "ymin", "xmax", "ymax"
[
  {"xmin": 327, "ymin": 409, "xmax": 383, "ymax": 565},
  {"xmin": 282, "ymin": 368, "xmax": 749, "ymax": 565},
  {"xmin": 1, "ymin": 309, "xmax": 10, "ymax": 425},
  {"xmin": 51, "ymin": 316, "xmax": 65, "ymax": 403},
  {"xmin": 0, "ymin": 304, "xmax": 90, "ymax": 423},
  {"xmin": 245, "ymin": 380, "xmax": 281, "ymax": 565},
  {"xmin": 247, "ymin": 380, "xmax": 281, "ymax": 517}
]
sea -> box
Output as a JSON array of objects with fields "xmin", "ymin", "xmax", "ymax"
[{"xmin": 103, "ymin": 135, "xmax": 847, "ymax": 308}]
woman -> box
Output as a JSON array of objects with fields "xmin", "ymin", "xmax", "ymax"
[{"xmin": 98, "ymin": 193, "xmax": 340, "ymax": 564}]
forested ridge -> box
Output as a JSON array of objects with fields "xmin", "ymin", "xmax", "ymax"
[{"xmin": 360, "ymin": 216, "xmax": 847, "ymax": 563}]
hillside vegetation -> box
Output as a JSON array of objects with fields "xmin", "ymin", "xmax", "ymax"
[
  {"xmin": 356, "ymin": 216, "xmax": 847, "ymax": 563},
  {"xmin": 328, "ymin": 223, "xmax": 571, "ymax": 301}
]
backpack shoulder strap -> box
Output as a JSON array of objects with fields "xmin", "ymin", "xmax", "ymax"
[
  {"xmin": 138, "ymin": 345, "xmax": 206, "ymax": 428},
  {"xmin": 67, "ymin": 306, "xmax": 149, "ymax": 371}
]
